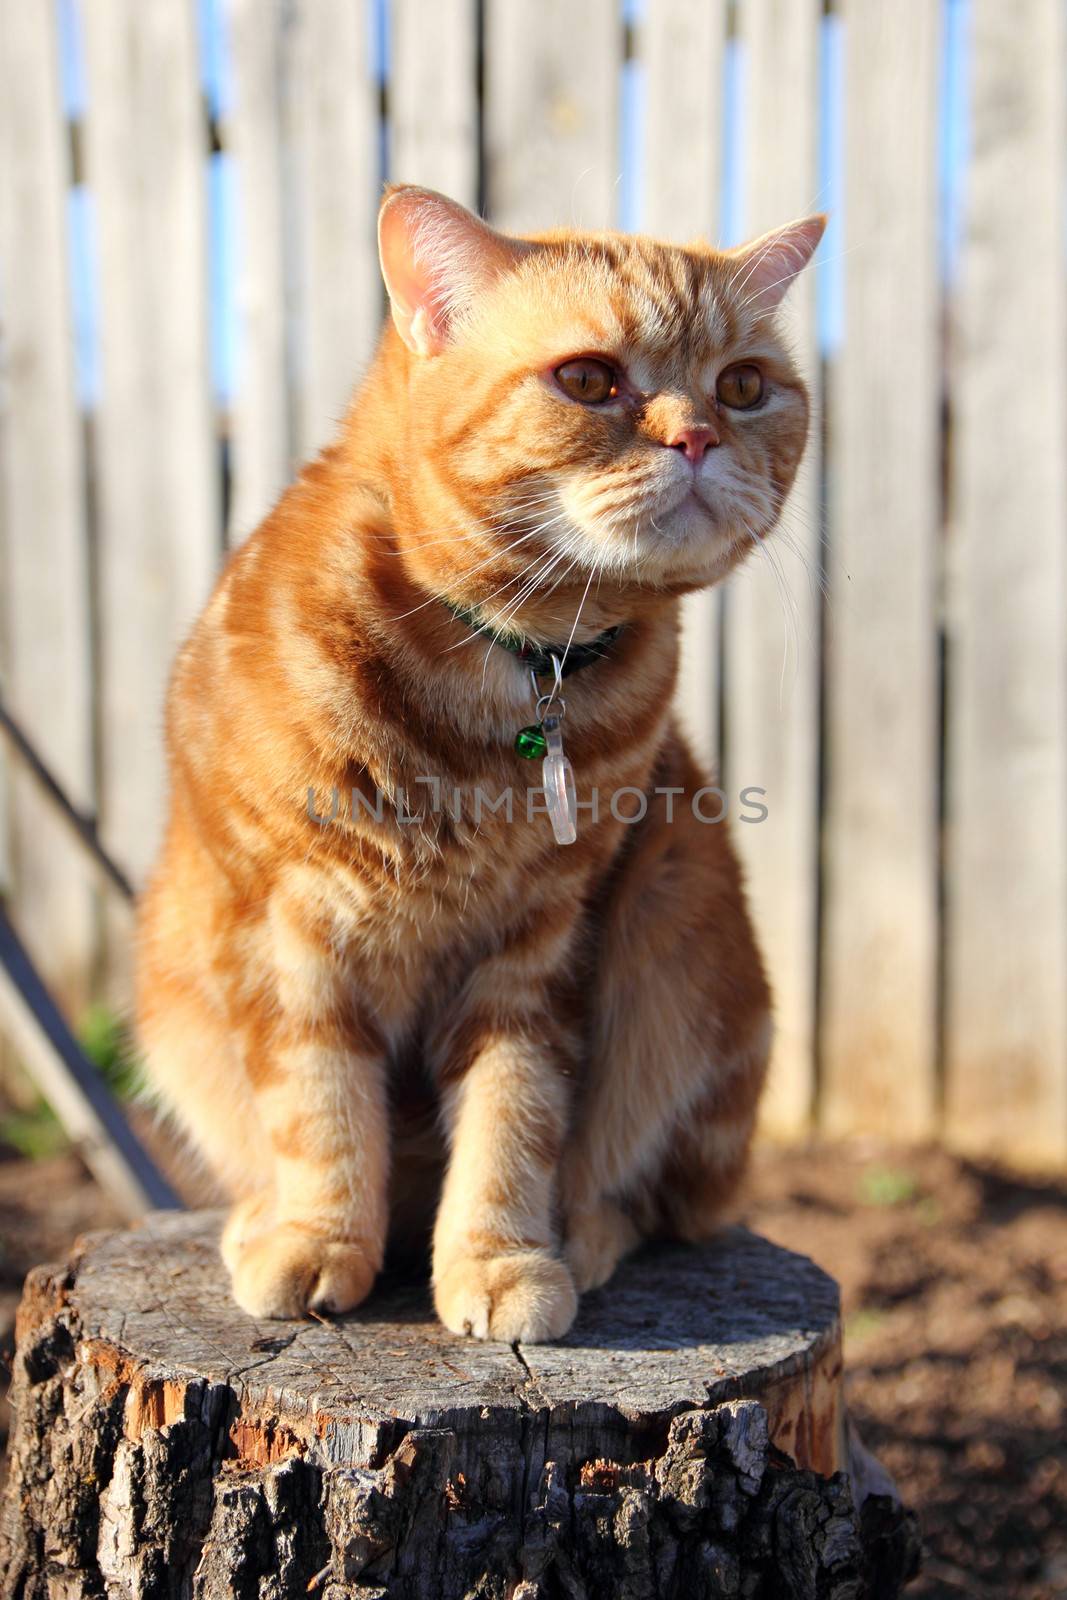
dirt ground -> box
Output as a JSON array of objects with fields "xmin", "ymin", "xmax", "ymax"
[
  {"xmin": 741, "ymin": 1144, "xmax": 1067, "ymax": 1600},
  {"xmin": 0, "ymin": 1138, "xmax": 1063, "ymax": 1599}
]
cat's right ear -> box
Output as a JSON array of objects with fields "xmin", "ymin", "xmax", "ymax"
[{"xmin": 378, "ymin": 186, "xmax": 528, "ymax": 357}]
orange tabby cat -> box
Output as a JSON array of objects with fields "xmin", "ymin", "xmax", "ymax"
[{"xmin": 136, "ymin": 186, "xmax": 822, "ymax": 1339}]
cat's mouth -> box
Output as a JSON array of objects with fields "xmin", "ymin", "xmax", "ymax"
[
  {"xmin": 655, "ymin": 481, "xmax": 728, "ymax": 540},
  {"xmin": 620, "ymin": 481, "xmax": 757, "ymax": 584},
  {"xmin": 675, "ymin": 485, "xmax": 717, "ymax": 517},
  {"xmin": 558, "ymin": 475, "xmax": 749, "ymax": 584}
]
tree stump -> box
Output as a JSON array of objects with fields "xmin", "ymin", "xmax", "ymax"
[{"xmin": 0, "ymin": 1212, "xmax": 919, "ymax": 1598}]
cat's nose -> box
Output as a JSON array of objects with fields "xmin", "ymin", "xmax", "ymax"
[{"xmin": 665, "ymin": 424, "xmax": 719, "ymax": 463}]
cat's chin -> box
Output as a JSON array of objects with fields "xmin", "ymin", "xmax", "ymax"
[
  {"xmin": 646, "ymin": 490, "xmax": 762, "ymax": 580},
  {"xmin": 605, "ymin": 504, "xmax": 747, "ymax": 589},
  {"xmin": 659, "ymin": 483, "xmax": 743, "ymax": 543}
]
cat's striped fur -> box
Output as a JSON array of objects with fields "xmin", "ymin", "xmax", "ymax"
[{"xmin": 136, "ymin": 187, "xmax": 822, "ymax": 1338}]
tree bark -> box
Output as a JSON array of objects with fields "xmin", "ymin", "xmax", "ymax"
[{"xmin": 0, "ymin": 1212, "xmax": 919, "ymax": 1598}]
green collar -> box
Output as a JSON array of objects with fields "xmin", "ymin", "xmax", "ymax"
[{"xmin": 444, "ymin": 601, "xmax": 624, "ymax": 679}]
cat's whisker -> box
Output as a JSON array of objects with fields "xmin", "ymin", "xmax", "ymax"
[
  {"xmin": 368, "ymin": 491, "xmax": 565, "ymax": 567},
  {"xmin": 740, "ymin": 518, "xmax": 803, "ymax": 705},
  {"xmin": 754, "ymin": 493, "xmax": 830, "ymax": 602},
  {"xmin": 487, "ymin": 534, "xmax": 591, "ymax": 641},
  {"xmin": 559, "ymin": 561, "xmax": 599, "ymax": 676},
  {"xmin": 464, "ymin": 512, "xmax": 581, "ymax": 605},
  {"xmin": 480, "ymin": 633, "xmax": 500, "ymax": 691},
  {"xmin": 388, "ymin": 515, "xmax": 572, "ymax": 625},
  {"xmin": 544, "ymin": 548, "xmax": 588, "ymax": 600},
  {"xmin": 773, "ymin": 523, "xmax": 832, "ymax": 606},
  {"xmin": 366, "ymin": 517, "xmax": 528, "ymax": 554},
  {"xmin": 754, "ymin": 520, "xmax": 803, "ymax": 635},
  {"xmin": 489, "ymin": 543, "xmax": 583, "ymax": 639},
  {"xmin": 363, "ymin": 493, "xmax": 562, "ymax": 553},
  {"xmin": 439, "ymin": 528, "xmax": 584, "ymax": 656}
]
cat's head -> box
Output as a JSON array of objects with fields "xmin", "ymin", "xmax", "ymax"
[{"xmin": 374, "ymin": 186, "xmax": 822, "ymax": 636}]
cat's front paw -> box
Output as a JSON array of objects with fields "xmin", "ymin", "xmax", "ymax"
[
  {"xmin": 434, "ymin": 1249, "xmax": 577, "ymax": 1343},
  {"xmin": 228, "ymin": 1221, "xmax": 378, "ymax": 1320}
]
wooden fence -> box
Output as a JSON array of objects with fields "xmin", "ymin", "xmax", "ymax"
[{"xmin": 0, "ymin": 0, "xmax": 1065, "ymax": 1164}]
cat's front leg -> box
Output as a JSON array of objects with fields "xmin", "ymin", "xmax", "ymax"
[
  {"xmin": 430, "ymin": 986, "xmax": 578, "ymax": 1343},
  {"xmin": 222, "ymin": 899, "xmax": 391, "ymax": 1320},
  {"xmin": 560, "ymin": 730, "xmax": 772, "ymax": 1293}
]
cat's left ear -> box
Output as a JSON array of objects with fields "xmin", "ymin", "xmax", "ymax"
[
  {"xmin": 728, "ymin": 215, "xmax": 826, "ymax": 312},
  {"xmin": 378, "ymin": 185, "xmax": 530, "ymax": 357}
]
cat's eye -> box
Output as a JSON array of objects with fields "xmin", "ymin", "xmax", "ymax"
[
  {"xmin": 554, "ymin": 357, "xmax": 617, "ymax": 405},
  {"xmin": 716, "ymin": 363, "xmax": 764, "ymax": 410}
]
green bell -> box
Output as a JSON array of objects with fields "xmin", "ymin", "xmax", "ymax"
[{"xmin": 514, "ymin": 724, "xmax": 547, "ymax": 760}]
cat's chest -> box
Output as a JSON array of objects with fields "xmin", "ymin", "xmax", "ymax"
[
  {"xmin": 322, "ymin": 750, "xmax": 597, "ymax": 902},
  {"xmin": 297, "ymin": 717, "xmax": 648, "ymax": 1021},
  {"xmin": 299, "ymin": 792, "xmax": 599, "ymax": 1023}
]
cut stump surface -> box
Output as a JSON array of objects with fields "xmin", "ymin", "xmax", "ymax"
[{"xmin": 0, "ymin": 1211, "xmax": 919, "ymax": 1598}]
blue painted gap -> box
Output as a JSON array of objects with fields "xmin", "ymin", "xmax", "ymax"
[
  {"xmin": 719, "ymin": 29, "xmax": 746, "ymax": 246},
  {"xmin": 376, "ymin": 0, "xmax": 392, "ymax": 80},
  {"xmin": 198, "ymin": 0, "xmax": 232, "ymax": 121},
  {"xmin": 208, "ymin": 153, "xmax": 236, "ymax": 408},
  {"xmin": 67, "ymin": 187, "xmax": 98, "ymax": 410},
  {"xmin": 816, "ymin": 10, "xmax": 844, "ymax": 356},
  {"xmin": 940, "ymin": 0, "xmax": 970, "ymax": 285},
  {"xmin": 56, "ymin": 0, "xmax": 86, "ymax": 118},
  {"xmin": 56, "ymin": 0, "xmax": 96, "ymax": 408},
  {"xmin": 197, "ymin": 0, "xmax": 235, "ymax": 406},
  {"xmin": 619, "ymin": 0, "xmax": 644, "ymax": 230},
  {"xmin": 375, "ymin": 0, "xmax": 391, "ymax": 183},
  {"xmin": 619, "ymin": 61, "xmax": 645, "ymax": 231}
]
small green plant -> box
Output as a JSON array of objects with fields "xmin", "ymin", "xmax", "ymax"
[
  {"xmin": 0, "ymin": 1004, "xmax": 145, "ymax": 1161},
  {"xmin": 0, "ymin": 1100, "xmax": 67, "ymax": 1159},
  {"xmin": 858, "ymin": 1165, "xmax": 919, "ymax": 1209},
  {"xmin": 78, "ymin": 1003, "xmax": 144, "ymax": 1101},
  {"xmin": 843, "ymin": 1307, "xmax": 888, "ymax": 1346}
]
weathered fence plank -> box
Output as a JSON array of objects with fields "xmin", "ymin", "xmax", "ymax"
[
  {"xmin": 391, "ymin": 0, "xmax": 479, "ymax": 208},
  {"xmin": 945, "ymin": 0, "xmax": 1067, "ymax": 1163},
  {"xmin": 223, "ymin": 0, "xmax": 291, "ymax": 543},
  {"xmin": 484, "ymin": 0, "xmax": 621, "ymax": 233},
  {"xmin": 286, "ymin": 0, "xmax": 381, "ymax": 458},
  {"xmin": 725, "ymin": 0, "xmax": 822, "ymax": 1138},
  {"xmin": 0, "ymin": 2, "xmax": 95, "ymax": 1011},
  {"xmin": 82, "ymin": 0, "xmax": 219, "ymax": 903},
  {"xmin": 821, "ymin": 0, "xmax": 941, "ymax": 1139},
  {"xmin": 639, "ymin": 0, "xmax": 727, "ymax": 778}
]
